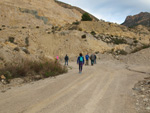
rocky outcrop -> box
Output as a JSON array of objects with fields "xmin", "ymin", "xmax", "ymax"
[{"xmin": 122, "ymin": 12, "xmax": 150, "ymax": 27}]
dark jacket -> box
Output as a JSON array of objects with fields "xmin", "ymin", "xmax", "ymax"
[
  {"xmin": 90, "ymin": 54, "xmax": 95, "ymax": 60},
  {"xmin": 94, "ymin": 55, "xmax": 97, "ymax": 59},
  {"xmin": 65, "ymin": 55, "xmax": 69, "ymax": 61}
]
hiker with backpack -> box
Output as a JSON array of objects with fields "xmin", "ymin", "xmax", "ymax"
[
  {"xmin": 64, "ymin": 54, "xmax": 69, "ymax": 65},
  {"xmin": 85, "ymin": 53, "xmax": 89, "ymax": 65},
  {"xmin": 90, "ymin": 53, "xmax": 95, "ymax": 66},
  {"xmin": 77, "ymin": 53, "xmax": 84, "ymax": 73}
]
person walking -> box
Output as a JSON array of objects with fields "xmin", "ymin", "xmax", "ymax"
[
  {"xmin": 90, "ymin": 53, "xmax": 95, "ymax": 66},
  {"xmin": 85, "ymin": 53, "xmax": 89, "ymax": 65},
  {"xmin": 77, "ymin": 53, "xmax": 84, "ymax": 73},
  {"xmin": 55, "ymin": 55, "xmax": 59, "ymax": 63},
  {"xmin": 94, "ymin": 54, "xmax": 97, "ymax": 64},
  {"xmin": 64, "ymin": 54, "xmax": 69, "ymax": 65}
]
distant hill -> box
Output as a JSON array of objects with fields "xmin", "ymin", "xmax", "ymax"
[{"xmin": 122, "ymin": 12, "xmax": 150, "ymax": 27}]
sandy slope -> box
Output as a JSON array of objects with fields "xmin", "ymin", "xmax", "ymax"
[
  {"xmin": 0, "ymin": 59, "xmax": 148, "ymax": 113},
  {"xmin": 0, "ymin": 0, "xmax": 81, "ymax": 26}
]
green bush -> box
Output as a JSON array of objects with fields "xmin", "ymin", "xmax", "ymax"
[
  {"xmin": 81, "ymin": 34, "xmax": 86, "ymax": 39},
  {"xmin": 81, "ymin": 13, "xmax": 92, "ymax": 21},
  {"xmin": 0, "ymin": 60, "xmax": 67, "ymax": 80},
  {"xmin": 91, "ymin": 31, "xmax": 96, "ymax": 36},
  {"xmin": 112, "ymin": 38, "xmax": 127, "ymax": 45},
  {"xmin": 72, "ymin": 21, "xmax": 80, "ymax": 25}
]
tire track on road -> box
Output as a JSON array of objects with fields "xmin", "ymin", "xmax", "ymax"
[
  {"xmin": 79, "ymin": 71, "xmax": 115, "ymax": 113},
  {"xmin": 24, "ymin": 72, "xmax": 96, "ymax": 113}
]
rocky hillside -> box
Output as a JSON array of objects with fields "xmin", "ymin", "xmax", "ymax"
[
  {"xmin": 0, "ymin": 0, "xmax": 83, "ymax": 26},
  {"xmin": 0, "ymin": 0, "xmax": 150, "ymax": 67},
  {"xmin": 122, "ymin": 12, "xmax": 150, "ymax": 28}
]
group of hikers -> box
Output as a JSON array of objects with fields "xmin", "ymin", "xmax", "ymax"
[{"xmin": 64, "ymin": 53, "xmax": 97, "ymax": 74}]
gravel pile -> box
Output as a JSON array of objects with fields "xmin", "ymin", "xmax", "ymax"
[
  {"xmin": 133, "ymin": 77, "xmax": 150, "ymax": 113},
  {"xmin": 119, "ymin": 48, "xmax": 150, "ymax": 66}
]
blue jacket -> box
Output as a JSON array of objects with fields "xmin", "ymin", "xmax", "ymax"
[
  {"xmin": 77, "ymin": 56, "xmax": 84, "ymax": 64},
  {"xmin": 85, "ymin": 55, "xmax": 89, "ymax": 60}
]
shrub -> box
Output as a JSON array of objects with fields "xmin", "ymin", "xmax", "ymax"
[
  {"xmin": 22, "ymin": 26, "xmax": 26, "ymax": 29},
  {"xmin": 133, "ymin": 40, "xmax": 138, "ymax": 43},
  {"xmin": 2, "ymin": 25, "xmax": 5, "ymax": 27},
  {"xmin": 25, "ymin": 37, "xmax": 29, "ymax": 46},
  {"xmin": 8, "ymin": 37, "xmax": 15, "ymax": 43},
  {"xmin": 91, "ymin": 31, "xmax": 96, "ymax": 36},
  {"xmin": 14, "ymin": 47, "xmax": 20, "ymax": 51},
  {"xmin": 72, "ymin": 21, "xmax": 80, "ymax": 25},
  {"xmin": 0, "ymin": 60, "xmax": 67, "ymax": 81},
  {"xmin": 81, "ymin": 34, "xmax": 86, "ymax": 39},
  {"xmin": 118, "ymin": 50, "xmax": 128, "ymax": 55},
  {"xmin": 78, "ymin": 28, "xmax": 82, "ymax": 31},
  {"xmin": 133, "ymin": 38, "xmax": 138, "ymax": 44},
  {"xmin": 36, "ymin": 26, "xmax": 40, "ymax": 28},
  {"xmin": 81, "ymin": 13, "xmax": 92, "ymax": 21},
  {"xmin": 112, "ymin": 38, "xmax": 127, "ymax": 45}
]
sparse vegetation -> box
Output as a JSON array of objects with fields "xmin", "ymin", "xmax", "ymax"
[
  {"xmin": 109, "ymin": 49, "xmax": 128, "ymax": 55},
  {"xmin": 131, "ymin": 44, "xmax": 150, "ymax": 53},
  {"xmin": 22, "ymin": 26, "xmax": 26, "ymax": 29},
  {"xmin": 36, "ymin": 26, "xmax": 40, "ymax": 28},
  {"xmin": 72, "ymin": 21, "xmax": 80, "ymax": 25},
  {"xmin": 91, "ymin": 31, "xmax": 96, "ymax": 36},
  {"xmin": 14, "ymin": 47, "xmax": 20, "ymax": 51},
  {"xmin": 81, "ymin": 34, "xmax": 86, "ymax": 39},
  {"xmin": 8, "ymin": 37, "xmax": 15, "ymax": 43},
  {"xmin": 2, "ymin": 25, "xmax": 5, "ymax": 27},
  {"xmin": 78, "ymin": 28, "xmax": 82, "ymax": 31},
  {"xmin": 69, "ymin": 26, "xmax": 78, "ymax": 30},
  {"xmin": 133, "ymin": 38, "xmax": 138, "ymax": 44},
  {"xmin": 111, "ymin": 38, "xmax": 127, "ymax": 45},
  {"xmin": 0, "ymin": 60, "xmax": 67, "ymax": 81},
  {"xmin": 118, "ymin": 50, "xmax": 128, "ymax": 55},
  {"xmin": 81, "ymin": 13, "xmax": 92, "ymax": 21},
  {"xmin": 25, "ymin": 37, "xmax": 29, "ymax": 46}
]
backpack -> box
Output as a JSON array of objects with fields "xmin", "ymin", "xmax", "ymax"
[{"xmin": 79, "ymin": 56, "xmax": 83, "ymax": 62}]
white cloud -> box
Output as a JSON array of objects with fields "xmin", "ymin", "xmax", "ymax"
[{"xmin": 58, "ymin": 0, "xmax": 150, "ymax": 24}]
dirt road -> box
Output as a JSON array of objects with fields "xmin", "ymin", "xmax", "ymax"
[{"xmin": 0, "ymin": 59, "xmax": 148, "ymax": 113}]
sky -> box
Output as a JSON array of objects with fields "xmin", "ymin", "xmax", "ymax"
[{"xmin": 58, "ymin": 0, "xmax": 150, "ymax": 24}]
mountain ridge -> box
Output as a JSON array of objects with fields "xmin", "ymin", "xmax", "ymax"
[{"xmin": 122, "ymin": 12, "xmax": 150, "ymax": 27}]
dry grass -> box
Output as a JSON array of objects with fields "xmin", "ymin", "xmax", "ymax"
[{"xmin": 0, "ymin": 59, "xmax": 68, "ymax": 80}]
